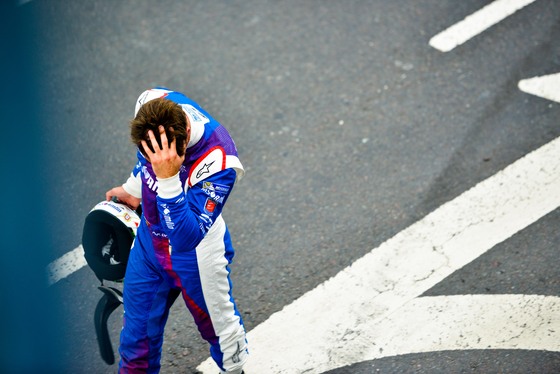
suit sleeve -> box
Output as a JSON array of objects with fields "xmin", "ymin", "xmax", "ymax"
[
  {"xmin": 155, "ymin": 168, "xmax": 237, "ymax": 252},
  {"xmin": 122, "ymin": 150, "xmax": 145, "ymax": 198}
]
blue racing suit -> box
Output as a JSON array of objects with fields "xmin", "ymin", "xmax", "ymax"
[{"xmin": 118, "ymin": 88, "xmax": 248, "ymax": 373}]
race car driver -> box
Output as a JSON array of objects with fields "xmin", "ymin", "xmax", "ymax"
[{"xmin": 105, "ymin": 88, "xmax": 248, "ymax": 374}]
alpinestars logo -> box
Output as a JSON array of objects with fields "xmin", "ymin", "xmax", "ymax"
[
  {"xmin": 196, "ymin": 161, "xmax": 215, "ymax": 178},
  {"xmin": 188, "ymin": 146, "xmax": 226, "ymax": 187}
]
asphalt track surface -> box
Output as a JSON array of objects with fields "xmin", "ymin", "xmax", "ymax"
[{"xmin": 3, "ymin": 1, "xmax": 560, "ymax": 373}]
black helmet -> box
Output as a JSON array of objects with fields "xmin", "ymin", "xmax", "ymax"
[
  {"xmin": 82, "ymin": 200, "xmax": 141, "ymax": 365},
  {"xmin": 82, "ymin": 200, "xmax": 140, "ymax": 282}
]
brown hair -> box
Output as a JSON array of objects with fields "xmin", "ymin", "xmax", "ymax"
[{"xmin": 130, "ymin": 98, "xmax": 188, "ymax": 157}]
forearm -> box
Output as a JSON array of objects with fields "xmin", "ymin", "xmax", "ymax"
[
  {"xmin": 156, "ymin": 173, "xmax": 205, "ymax": 251},
  {"xmin": 155, "ymin": 169, "xmax": 237, "ymax": 252}
]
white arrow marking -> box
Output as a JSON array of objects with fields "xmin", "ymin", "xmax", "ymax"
[
  {"xmin": 198, "ymin": 136, "xmax": 560, "ymax": 373},
  {"xmin": 429, "ymin": 0, "xmax": 538, "ymax": 52},
  {"xmin": 519, "ymin": 73, "xmax": 560, "ymax": 104},
  {"xmin": 327, "ymin": 294, "xmax": 560, "ymax": 368}
]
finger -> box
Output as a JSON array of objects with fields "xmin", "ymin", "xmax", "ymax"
[
  {"xmin": 105, "ymin": 188, "xmax": 117, "ymax": 201},
  {"xmin": 169, "ymin": 134, "xmax": 177, "ymax": 155},
  {"xmin": 168, "ymin": 126, "xmax": 178, "ymax": 154},
  {"xmin": 140, "ymin": 139, "xmax": 154, "ymax": 158},
  {"xmin": 147, "ymin": 129, "xmax": 161, "ymax": 151},
  {"xmin": 158, "ymin": 125, "xmax": 169, "ymax": 149}
]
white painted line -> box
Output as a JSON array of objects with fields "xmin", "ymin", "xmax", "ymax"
[
  {"xmin": 198, "ymin": 136, "xmax": 560, "ymax": 373},
  {"xmin": 46, "ymin": 245, "xmax": 86, "ymax": 286},
  {"xmin": 429, "ymin": 0, "xmax": 538, "ymax": 52},
  {"xmin": 519, "ymin": 73, "xmax": 560, "ymax": 103},
  {"xmin": 329, "ymin": 294, "xmax": 560, "ymax": 366}
]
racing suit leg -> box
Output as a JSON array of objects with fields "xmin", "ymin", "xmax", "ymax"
[
  {"xmin": 169, "ymin": 216, "xmax": 248, "ymax": 373},
  {"xmin": 118, "ymin": 237, "xmax": 180, "ymax": 373}
]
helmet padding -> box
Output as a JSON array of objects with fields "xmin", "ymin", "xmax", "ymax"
[{"xmin": 82, "ymin": 201, "xmax": 140, "ymax": 282}]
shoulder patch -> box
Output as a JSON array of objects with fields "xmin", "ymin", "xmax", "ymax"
[
  {"xmin": 188, "ymin": 146, "xmax": 226, "ymax": 187},
  {"xmin": 180, "ymin": 104, "xmax": 210, "ymax": 126}
]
